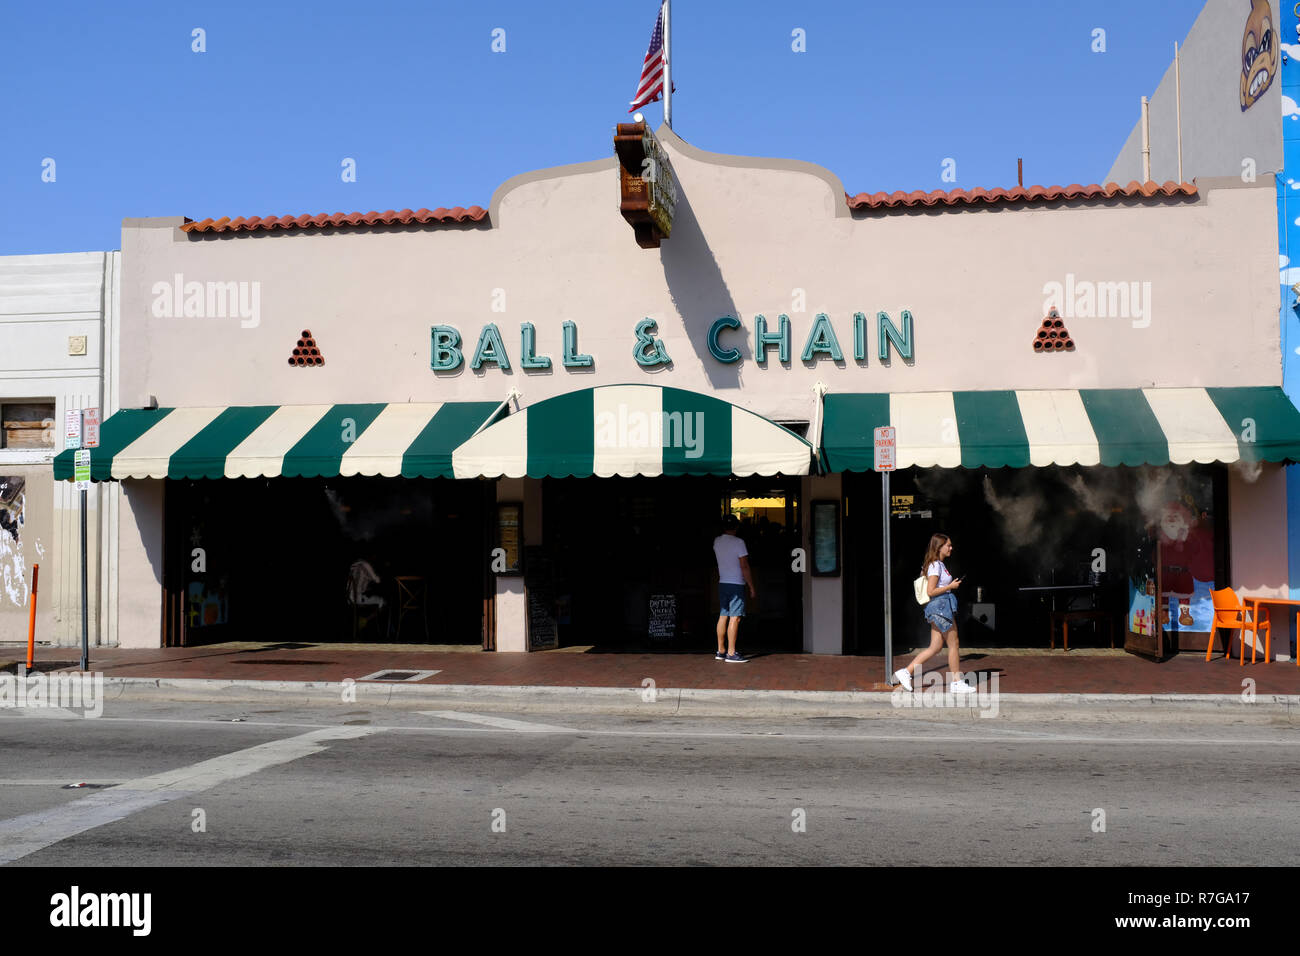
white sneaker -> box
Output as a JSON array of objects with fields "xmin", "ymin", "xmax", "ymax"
[
  {"xmin": 894, "ymin": 668, "xmax": 913, "ymax": 691},
  {"xmin": 950, "ymin": 679, "xmax": 977, "ymax": 694}
]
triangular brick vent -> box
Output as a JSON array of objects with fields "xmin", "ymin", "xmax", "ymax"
[
  {"xmin": 1032, "ymin": 308, "xmax": 1074, "ymax": 353},
  {"xmin": 288, "ymin": 329, "xmax": 324, "ymax": 367}
]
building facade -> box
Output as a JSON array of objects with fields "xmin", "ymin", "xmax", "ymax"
[{"xmin": 55, "ymin": 124, "xmax": 1300, "ymax": 658}]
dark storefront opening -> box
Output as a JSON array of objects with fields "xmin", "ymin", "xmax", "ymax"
[
  {"xmin": 540, "ymin": 475, "xmax": 803, "ymax": 651},
  {"xmin": 844, "ymin": 464, "xmax": 1229, "ymax": 655},
  {"xmin": 164, "ymin": 476, "xmax": 490, "ymax": 646}
]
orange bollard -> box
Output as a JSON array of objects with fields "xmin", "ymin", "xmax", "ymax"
[{"xmin": 26, "ymin": 563, "xmax": 39, "ymax": 670}]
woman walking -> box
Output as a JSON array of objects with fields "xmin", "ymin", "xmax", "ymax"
[{"xmin": 894, "ymin": 533, "xmax": 976, "ymax": 694}]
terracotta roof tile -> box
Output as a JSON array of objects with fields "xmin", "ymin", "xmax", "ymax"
[
  {"xmin": 844, "ymin": 180, "xmax": 1197, "ymax": 211},
  {"xmin": 181, "ymin": 206, "xmax": 488, "ymax": 234}
]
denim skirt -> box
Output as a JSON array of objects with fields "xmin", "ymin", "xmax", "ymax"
[{"xmin": 923, "ymin": 592, "xmax": 957, "ymax": 634}]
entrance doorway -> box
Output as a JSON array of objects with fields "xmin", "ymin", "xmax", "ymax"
[{"xmin": 541, "ymin": 476, "xmax": 803, "ymax": 651}]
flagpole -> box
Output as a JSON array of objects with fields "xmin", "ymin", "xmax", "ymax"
[{"xmin": 663, "ymin": 0, "xmax": 672, "ymax": 129}]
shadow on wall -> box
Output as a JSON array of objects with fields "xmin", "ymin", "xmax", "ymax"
[
  {"xmin": 124, "ymin": 480, "xmax": 165, "ymax": 589},
  {"xmin": 658, "ymin": 177, "xmax": 742, "ymax": 392}
]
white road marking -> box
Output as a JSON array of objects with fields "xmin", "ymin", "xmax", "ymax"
[
  {"xmin": 420, "ymin": 710, "xmax": 578, "ymax": 734},
  {"xmin": 0, "ymin": 726, "xmax": 372, "ymax": 865},
  {"xmin": 5, "ymin": 712, "xmax": 1297, "ymax": 747}
]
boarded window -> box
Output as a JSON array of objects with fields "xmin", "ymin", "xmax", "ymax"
[{"xmin": 1, "ymin": 402, "xmax": 56, "ymax": 449}]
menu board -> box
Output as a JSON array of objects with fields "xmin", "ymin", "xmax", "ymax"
[
  {"xmin": 496, "ymin": 503, "xmax": 522, "ymax": 575},
  {"xmin": 648, "ymin": 593, "xmax": 676, "ymax": 639},
  {"xmin": 524, "ymin": 546, "xmax": 558, "ymax": 650},
  {"xmin": 812, "ymin": 500, "xmax": 840, "ymax": 576}
]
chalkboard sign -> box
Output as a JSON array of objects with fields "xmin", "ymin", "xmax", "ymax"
[
  {"xmin": 648, "ymin": 593, "xmax": 676, "ymax": 639},
  {"xmin": 524, "ymin": 546, "xmax": 558, "ymax": 650}
]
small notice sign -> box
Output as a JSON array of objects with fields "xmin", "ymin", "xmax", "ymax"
[
  {"xmin": 83, "ymin": 408, "xmax": 100, "ymax": 448},
  {"xmin": 873, "ymin": 426, "xmax": 896, "ymax": 472},
  {"xmin": 74, "ymin": 449, "xmax": 91, "ymax": 489},
  {"xmin": 64, "ymin": 410, "xmax": 82, "ymax": 450}
]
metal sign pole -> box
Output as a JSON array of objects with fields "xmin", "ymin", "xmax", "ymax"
[
  {"xmin": 80, "ymin": 484, "xmax": 88, "ymax": 672},
  {"xmin": 874, "ymin": 424, "xmax": 896, "ymax": 683},
  {"xmin": 883, "ymin": 469, "xmax": 893, "ymax": 680}
]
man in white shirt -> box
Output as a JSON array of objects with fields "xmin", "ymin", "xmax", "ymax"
[{"xmin": 713, "ymin": 514, "xmax": 756, "ymax": 662}]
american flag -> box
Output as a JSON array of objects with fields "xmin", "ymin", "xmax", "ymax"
[{"xmin": 629, "ymin": 2, "xmax": 668, "ymax": 112}]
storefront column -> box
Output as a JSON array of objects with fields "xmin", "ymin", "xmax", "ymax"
[
  {"xmin": 801, "ymin": 473, "xmax": 843, "ymax": 654},
  {"xmin": 494, "ymin": 477, "xmax": 540, "ymax": 653},
  {"xmin": 1229, "ymin": 463, "xmax": 1290, "ymax": 658},
  {"xmin": 117, "ymin": 479, "xmax": 164, "ymax": 648}
]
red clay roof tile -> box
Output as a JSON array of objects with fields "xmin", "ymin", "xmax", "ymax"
[
  {"xmin": 845, "ymin": 180, "xmax": 1196, "ymax": 210},
  {"xmin": 180, "ymin": 179, "xmax": 1194, "ymax": 235},
  {"xmin": 181, "ymin": 206, "xmax": 488, "ymax": 234}
]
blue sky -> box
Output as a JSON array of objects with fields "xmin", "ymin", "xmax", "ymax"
[{"xmin": 1, "ymin": 0, "xmax": 1205, "ymax": 255}]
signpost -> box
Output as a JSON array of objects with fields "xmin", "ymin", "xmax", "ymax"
[
  {"xmin": 71, "ymin": 409, "xmax": 98, "ymax": 672},
  {"xmin": 874, "ymin": 426, "xmax": 897, "ymax": 681},
  {"xmin": 83, "ymin": 408, "xmax": 100, "ymax": 449},
  {"xmin": 64, "ymin": 409, "xmax": 81, "ymax": 450}
]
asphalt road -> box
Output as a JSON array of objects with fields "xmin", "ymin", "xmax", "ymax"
[{"xmin": 1, "ymin": 700, "xmax": 1296, "ymax": 866}]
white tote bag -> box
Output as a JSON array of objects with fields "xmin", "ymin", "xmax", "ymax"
[{"xmin": 913, "ymin": 574, "xmax": 930, "ymax": 606}]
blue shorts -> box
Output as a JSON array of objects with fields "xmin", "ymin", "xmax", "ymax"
[{"xmin": 718, "ymin": 583, "xmax": 746, "ymax": 617}]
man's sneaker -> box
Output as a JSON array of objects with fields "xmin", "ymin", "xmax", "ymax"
[
  {"xmin": 715, "ymin": 651, "xmax": 726, "ymax": 661},
  {"xmin": 893, "ymin": 668, "xmax": 913, "ymax": 691},
  {"xmin": 950, "ymin": 679, "xmax": 977, "ymax": 694},
  {"xmin": 725, "ymin": 653, "xmax": 749, "ymax": 663}
]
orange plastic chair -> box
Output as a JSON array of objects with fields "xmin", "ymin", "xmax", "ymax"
[{"xmin": 1208, "ymin": 588, "xmax": 1269, "ymax": 665}]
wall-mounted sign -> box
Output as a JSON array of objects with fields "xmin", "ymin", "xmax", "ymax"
[
  {"xmin": 615, "ymin": 120, "xmax": 676, "ymax": 248},
  {"xmin": 429, "ymin": 310, "xmax": 915, "ymax": 373}
]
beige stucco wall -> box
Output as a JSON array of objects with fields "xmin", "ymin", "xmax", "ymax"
[
  {"xmin": 1228, "ymin": 464, "xmax": 1289, "ymax": 658},
  {"xmin": 116, "ymin": 479, "xmax": 163, "ymax": 648},
  {"xmin": 117, "ymin": 136, "xmax": 1280, "ymax": 426}
]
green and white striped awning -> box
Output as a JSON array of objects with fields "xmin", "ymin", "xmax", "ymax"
[
  {"xmin": 53, "ymin": 402, "xmax": 503, "ymax": 481},
  {"xmin": 452, "ymin": 384, "xmax": 813, "ymax": 478},
  {"xmin": 821, "ymin": 387, "xmax": 1300, "ymax": 471}
]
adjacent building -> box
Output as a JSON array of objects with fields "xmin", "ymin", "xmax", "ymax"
[{"xmin": 1, "ymin": 251, "xmax": 120, "ymax": 648}]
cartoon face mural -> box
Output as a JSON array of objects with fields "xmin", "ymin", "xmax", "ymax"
[{"xmin": 1240, "ymin": 0, "xmax": 1278, "ymax": 111}]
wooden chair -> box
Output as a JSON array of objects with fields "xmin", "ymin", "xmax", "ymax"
[
  {"xmin": 393, "ymin": 576, "xmax": 430, "ymax": 642},
  {"xmin": 1208, "ymin": 588, "xmax": 1269, "ymax": 665}
]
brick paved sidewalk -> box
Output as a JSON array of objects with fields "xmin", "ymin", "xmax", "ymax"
[{"xmin": 6, "ymin": 642, "xmax": 1298, "ymax": 695}]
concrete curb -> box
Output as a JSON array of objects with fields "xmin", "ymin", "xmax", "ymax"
[{"xmin": 84, "ymin": 676, "xmax": 1300, "ymax": 720}]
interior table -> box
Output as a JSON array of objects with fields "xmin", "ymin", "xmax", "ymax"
[
  {"xmin": 1018, "ymin": 584, "xmax": 1103, "ymax": 648},
  {"xmin": 1241, "ymin": 596, "xmax": 1300, "ymax": 665}
]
